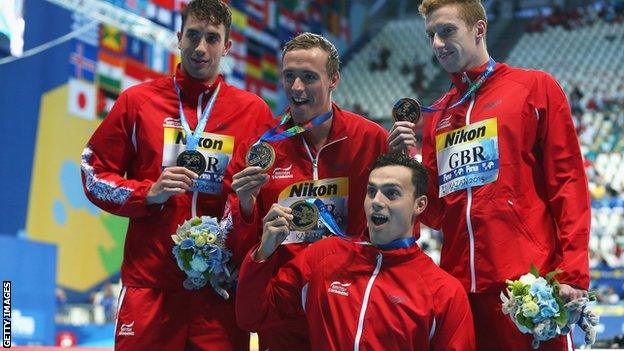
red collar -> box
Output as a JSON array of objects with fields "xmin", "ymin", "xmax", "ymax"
[
  {"xmin": 449, "ymin": 60, "xmax": 492, "ymax": 92},
  {"xmin": 174, "ymin": 63, "xmax": 224, "ymax": 98}
]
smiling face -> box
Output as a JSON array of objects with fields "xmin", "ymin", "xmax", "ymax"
[
  {"xmin": 281, "ymin": 47, "xmax": 339, "ymax": 124},
  {"xmin": 177, "ymin": 14, "xmax": 231, "ymax": 82},
  {"xmin": 425, "ymin": 4, "xmax": 487, "ymax": 73},
  {"xmin": 365, "ymin": 165, "xmax": 427, "ymax": 245}
]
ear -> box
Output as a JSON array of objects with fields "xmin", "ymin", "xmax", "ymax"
[
  {"xmin": 222, "ymin": 39, "xmax": 232, "ymax": 56},
  {"xmin": 177, "ymin": 31, "xmax": 182, "ymax": 50},
  {"xmin": 474, "ymin": 19, "xmax": 487, "ymax": 43},
  {"xmin": 412, "ymin": 194, "xmax": 428, "ymax": 218},
  {"xmin": 329, "ymin": 71, "xmax": 340, "ymax": 91}
]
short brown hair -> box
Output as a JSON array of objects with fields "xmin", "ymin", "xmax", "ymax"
[
  {"xmin": 282, "ymin": 32, "xmax": 341, "ymax": 78},
  {"xmin": 181, "ymin": 0, "xmax": 232, "ymax": 41},
  {"xmin": 372, "ymin": 153, "xmax": 428, "ymax": 197},
  {"xmin": 418, "ymin": 0, "xmax": 487, "ymax": 27}
]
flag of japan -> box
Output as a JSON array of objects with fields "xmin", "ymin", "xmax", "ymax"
[{"xmin": 68, "ymin": 78, "xmax": 96, "ymax": 120}]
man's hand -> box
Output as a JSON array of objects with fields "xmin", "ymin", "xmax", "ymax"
[
  {"xmin": 146, "ymin": 166, "xmax": 197, "ymax": 204},
  {"xmin": 388, "ymin": 121, "xmax": 417, "ymax": 153},
  {"xmin": 232, "ymin": 166, "xmax": 270, "ymax": 218},
  {"xmin": 253, "ymin": 204, "xmax": 293, "ymax": 262},
  {"xmin": 559, "ymin": 284, "xmax": 588, "ymax": 302}
]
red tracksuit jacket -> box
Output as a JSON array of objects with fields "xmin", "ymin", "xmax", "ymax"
[
  {"xmin": 236, "ymin": 236, "xmax": 476, "ymax": 351},
  {"xmin": 223, "ymin": 103, "xmax": 390, "ymax": 350},
  {"xmin": 420, "ymin": 62, "xmax": 590, "ymax": 293},
  {"xmin": 81, "ymin": 66, "xmax": 275, "ymax": 295}
]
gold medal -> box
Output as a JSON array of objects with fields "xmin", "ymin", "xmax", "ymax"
[
  {"xmin": 245, "ymin": 142, "xmax": 275, "ymax": 172},
  {"xmin": 392, "ymin": 98, "xmax": 422, "ymax": 124},
  {"xmin": 289, "ymin": 200, "xmax": 319, "ymax": 232},
  {"xmin": 176, "ymin": 150, "xmax": 207, "ymax": 175}
]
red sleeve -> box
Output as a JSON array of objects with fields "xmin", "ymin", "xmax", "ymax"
[
  {"xmin": 235, "ymin": 244, "xmax": 310, "ymax": 332},
  {"xmin": 419, "ymin": 113, "xmax": 445, "ymax": 230},
  {"xmin": 430, "ymin": 278, "xmax": 476, "ymax": 351},
  {"xmin": 80, "ymin": 91, "xmax": 160, "ymax": 218},
  {"xmin": 221, "ymin": 103, "xmax": 274, "ymax": 267},
  {"xmin": 535, "ymin": 73, "xmax": 590, "ymax": 289}
]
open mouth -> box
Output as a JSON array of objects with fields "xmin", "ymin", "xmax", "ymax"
[
  {"xmin": 438, "ymin": 51, "xmax": 453, "ymax": 60},
  {"xmin": 192, "ymin": 58, "xmax": 209, "ymax": 65},
  {"xmin": 291, "ymin": 97, "xmax": 309, "ymax": 106},
  {"xmin": 371, "ymin": 214, "xmax": 388, "ymax": 226}
]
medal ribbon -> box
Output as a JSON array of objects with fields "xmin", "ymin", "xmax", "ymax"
[
  {"xmin": 254, "ymin": 109, "xmax": 333, "ymax": 146},
  {"xmin": 173, "ymin": 77, "xmax": 221, "ymax": 151},
  {"xmin": 306, "ymin": 198, "xmax": 418, "ymax": 250},
  {"xmin": 422, "ymin": 57, "xmax": 496, "ymax": 112},
  {"xmin": 305, "ymin": 198, "xmax": 346, "ymax": 237}
]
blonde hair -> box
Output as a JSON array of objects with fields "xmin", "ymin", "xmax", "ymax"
[
  {"xmin": 282, "ymin": 32, "xmax": 340, "ymax": 78},
  {"xmin": 418, "ymin": 0, "xmax": 487, "ymax": 26}
]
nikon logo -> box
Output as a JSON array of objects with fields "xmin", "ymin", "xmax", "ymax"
[
  {"xmin": 175, "ymin": 131, "xmax": 223, "ymax": 151},
  {"xmin": 444, "ymin": 125, "xmax": 486, "ymax": 148},
  {"xmin": 289, "ymin": 183, "xmax": 338, "ymax": 197}
]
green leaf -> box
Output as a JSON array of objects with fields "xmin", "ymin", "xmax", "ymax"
[
  {"xmin": 545, "ymin": 269, "xmax": 563, "ymax": 283},
  {"xmin": 180, "ymin": 248, "xmax": 193, "ymax": 270},
  {"xmin": 530, "ymin": 264, "xmax": 540, "ymax": 277},
  {"xmin": 553, "ymin": 294, "xmax": 568, "ymax": 327},
  {"xmin": 517, "ymin": 313, "xmax": 535, "ymax": 329}
]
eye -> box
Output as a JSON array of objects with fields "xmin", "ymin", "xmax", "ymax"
[
  {"xmin": 367, "ymin": 187, "xmax": 376, "ymax": 198},
  {"xmin": 385, "ymin": 189, "xmax": 400, "ymax": 200},
  {"xmin": 283, "ymin": 72, "xmax": 295, "ymax": 81},
  {"xmin": 303, "ymin": 73, "xmax": 317, "ymax": 83},
  {"xmin": 186, "ymin": 31, "xmax": 199, "ymax": 41},
  {"xmin": 206, "ymin": 33, "xmax": 220, "ymax": 44},
  {"xmin": 441, "ymin": 27, "xmax": 455, "ymax": 37}
]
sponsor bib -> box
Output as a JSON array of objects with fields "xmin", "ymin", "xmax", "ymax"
[
  {"xmin": 435, "ymin": 118, "xmax": 499, "ymax": 197},
  {"xmin": 162, "ymin": 126, "xmax": 234, "ymax": 194},
  {"xmin": 278, "ymin": 177, "xmax": 349, "ymax": 244}
]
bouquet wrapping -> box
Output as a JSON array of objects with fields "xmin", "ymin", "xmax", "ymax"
[
  {"xmin": 500, "ymin": 266, "xmax": 598, "ymax": 349},
  {"xmin": 171, "ymin": 216, "xmax": 233, "ymax": 299}
]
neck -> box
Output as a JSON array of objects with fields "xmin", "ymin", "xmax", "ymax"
[
  {"xmin": 465, "ymin": 49, "xmax": 490, "ymax": 72},
  {"xmin": 304, "ymin": 117, "xmax": 332, "ymax": 150}
]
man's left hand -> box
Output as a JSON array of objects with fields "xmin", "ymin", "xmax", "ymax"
[{"xmin": 559, "ymin": 284, "xmax": 588, "ymax": 302}]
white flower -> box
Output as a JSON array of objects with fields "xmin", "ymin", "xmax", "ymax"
[{"xmin": 519, "ymin": 273, "xmax": 538, "ymax": 286}]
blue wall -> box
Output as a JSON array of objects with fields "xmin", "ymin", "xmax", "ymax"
[{"xmin": 0, "ymin": 1, "xmax": 72, "ymax": 236}]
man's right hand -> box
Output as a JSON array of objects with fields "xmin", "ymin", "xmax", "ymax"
[
  {"xmin": 253, "ymin": 204, "xmax": 293, "ymax": 261},
  {"xmin": 146, "ymin": 166, "xmax": 197, "ymax": 204},
  {"xmin": 231, "ymin": 166, "xmax": 270, "ymax": 218}
]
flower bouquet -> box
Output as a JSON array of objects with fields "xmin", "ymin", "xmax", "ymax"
[
  {"xmin": 171, "ymin": 216, "xmax": 233, "ymax": 299},
  {"xmin": 500, "ymin": 265, "xmax": 598, "ymax": 349}
]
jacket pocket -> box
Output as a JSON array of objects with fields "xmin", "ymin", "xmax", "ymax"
[{"xmin": 505, "ymin": 199, "xmax": 548, "ymax": 253}]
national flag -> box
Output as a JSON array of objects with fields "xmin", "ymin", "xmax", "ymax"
[
  {"xmin": 97, "ymin": 87, "xmax": 119, "ymax": 119},
  {"xmin": 97, "ymin": 50, "xmax": 124, "ymax": 93},
  {"xmin": 100, "ymin": 24, "xmax": 126, "ymax": 54},
  {"xmin": 125, "ymin": 35, "xmax": 148, "ymax": 63},
  {"xmin": 147, "ymin": 44, "xmax": 170, "ymax": 73},
  {"xmin": 231, "ymin": 7, "xmax": 248, "ymax": 31},
  {"xmin": 69, "ymin": 40, "xmax": 97, "ymax": 82},
  {"xmin": 151, "ymin": 0, "xmax": 174, "ymax": 10},
  {"xmin": 246, "ymin": 18, "xmax": 279, "ymax": 49},
  {"xmin": 68, "ymin": 78, "xmax": 96, "ymax": 120},
  {"xmin": 261, "ymin": 52, "xmax": 278, "ymax": 82},
  {"xmin": 124, "ymin": 58, "xmax": 163, "ymax": 90},
  {"xmin": 124, "ymin": 0, "xmax": 148, "ymax": 16}
]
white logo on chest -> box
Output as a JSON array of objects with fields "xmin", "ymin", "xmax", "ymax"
[{"xmin": 328, "ymin": 281, "xmax": 351, "ymax": 297}]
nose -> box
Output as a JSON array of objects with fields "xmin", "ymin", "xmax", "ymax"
[
  {"xmin": 291, "ymin": 77, "xmax": 305, "ymax": 91},
  {"xmin": 195, "ymin": 36, "xmax": 209, "ymax": 54},
  {"xmin": 431, "ymin": 33, "xmax": 444, "ymax": 50},
  {"xmin": 371, "ymin": 191, "xmax": 385, "ymax": 210}
]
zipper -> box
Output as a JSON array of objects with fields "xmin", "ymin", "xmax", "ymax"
[
  {"xmin": 302, "ymin": 136, "xmax": 347, "ymax": 180},
  {"xmin": 354, "ymin": 252, "xmax": 382, "ymax": 351},
  {"xmin": 465, "ymin": 91, "xmax": 477, "ymax": 293}
]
